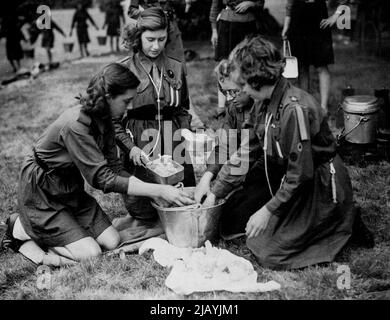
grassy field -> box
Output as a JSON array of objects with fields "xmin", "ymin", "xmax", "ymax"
[{"xmin": 0, "ymin": 38, "xmax": 390, "ymax": 300}]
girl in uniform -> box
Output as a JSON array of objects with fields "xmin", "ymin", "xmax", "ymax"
[
  {"xmin": 102, "ymin": 2, "xmax": 125, "ymax": 52},
  {"xmin": 1, "ymin": 63, "xmax": 194, "ymax": 266},
  {"xmin": 116, "ymin": 7, "xmax": 195, "ymax": 221},
  {"xmin": 203, "ymin": 36, "xmax": 357, "ymax": 270},
  {"xmin": 69, "ymin": 3, "xmax": 99, "ymax": 58},
  {"xmin": 41, "ymin": 19, "xmax": 66, "ymax": 64},
  {"xmin": 281, "ymin": 0, "xmax": 349, "ymax": 115}
]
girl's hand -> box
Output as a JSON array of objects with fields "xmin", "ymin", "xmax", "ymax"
[
  {"xmin": 157, "ymin": 185, "xmax": 195, "ymax": 207},
  {"xmin": 202, "ymin": 193, "xmax": 216, "ymax": 208},
  {"xmin": 245, "ymin": 206, "xmax": 272, "ymax": 238},
  {"xmin": 235, "ymin": 1, "xmax": 255, "ymax": 14},
  {"xmin": 194, "ymin": 175, "xmax": 212, "ymax": 203},
  {"xmin": 320, "ymin": 14, "xmax": 339, "ymax": 29},
  {"xmin": 129, "ymin": 147, "xmax": 149, "ymax": 166}
]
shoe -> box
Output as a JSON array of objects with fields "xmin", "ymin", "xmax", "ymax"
[{"xmin": 0, "ymin": 213, "xmax": 24, "ymax": 253}]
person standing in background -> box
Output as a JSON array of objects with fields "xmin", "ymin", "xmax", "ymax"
[
  {"xmin": 70, "ymin": 3, "xmax": 99, "ymax": 58},
  {"xmin": 210, "ymin": 0, "xmax": 264, "ymax": 119},
  {"xmin": 102, "ymin": 2, "xmax": 125, "ymax": 52},
  {"xmin": 41, "ymin": 19, "xmax": 66, "ymax": 64},
  {"xmin": 281, "ymin": 0, "xmax": 350, "ymax": 116},
  {"xmin": 0, "ymin": 14, "xmax": 25, "ymax": 72}
]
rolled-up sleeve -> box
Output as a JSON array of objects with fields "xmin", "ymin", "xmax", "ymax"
[
  {"xmin": 206, "ymin": 105, "xmax": 238, "ymax": 177},
  {"xmin": 210, "ymin": 126, "xmax": 258, "ymax": 198},
  {"xmin": 113, "ymin": 116, "xmax": 135, "ymax": 155},
  {"xmin": 61, "ymin": 122, "xmax": 129, "ymax": 194},
  {"xmin": 210, "ymin": 0, "xmax": 222, "ymax": 25}
]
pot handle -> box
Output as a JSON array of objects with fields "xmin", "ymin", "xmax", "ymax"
[
  {"xmin": 337, "ymin": 116, "xmax": 369, "ymax": 143},
  {"xmin": 174, "ymin": 182, "xmax": 184, "ymax": 190}
]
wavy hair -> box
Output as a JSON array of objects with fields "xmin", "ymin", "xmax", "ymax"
[
  {"xmin": 77, "ymin": 63, "xmax": 140, "ymax": 117},
  {"xmin": 229, "ymin": 36, "xmax": 285, "ymax": 91},
  {"xmin": 121, "ymin": 7, "xmax": 169, "ymax": 52}
]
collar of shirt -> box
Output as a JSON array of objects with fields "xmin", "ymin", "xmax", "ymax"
[
  {"xmin": 78, "ymin": 109, "xmax": 110, "ymax": 135},
  {"xmin": 267, "ymin": 77, "xmax": 290, "ymax": 118},
  {"xmin": 136, "ymin": 51, "xmax": 166, "ymax": 75}
]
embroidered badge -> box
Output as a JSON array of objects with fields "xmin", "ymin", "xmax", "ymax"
[{"xmin": 167, "ymin": 69, "xmax": 175, "ymax": 78}]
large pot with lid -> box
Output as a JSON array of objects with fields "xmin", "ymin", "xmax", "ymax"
[{"xmin": 341, "ymin": 95, "xmax": 380, "ymax": 144}]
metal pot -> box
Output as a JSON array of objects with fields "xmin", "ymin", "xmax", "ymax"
[
  {"xmin": 151, "ymin": 187, "xmax": 225, "ymax": 248},
  {"xmin": 341, "ymin": 95, "xmax": 380, "ymax": 144}
]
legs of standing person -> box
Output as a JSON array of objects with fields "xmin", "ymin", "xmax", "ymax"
[
  {"xmin": 109, "ymin": 36, "xmax": 114, "ymax": 52},
  {"xmin": 9, "ymin": 60, "xmax": 18, "ymax": 72},
  {"xmin": 115, "ymin": 36, "xmax": 120, "ymax": 52},
  {"xmin": 299, "ymin": 64, "xmax": 310, "ymax": 93},
  {"xmin": 84, "ymin": 43, "xmax": 90, "ymax": 56},
  {"xmin": 46, "ymin": 48, "xmax": 52, "ymax": 64},
  {"xmin": 317, "ymin": 65, "xmax": 331, "ymax": 115},
  {"xmin": 78, "ymin": 41, "xmax": 85, "ymax": 57}
]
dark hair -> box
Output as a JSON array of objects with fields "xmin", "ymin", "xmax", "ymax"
[
  {"xmin": 122, "ymin": 7, "xmax": 169, "ymax": 52},
  {"xmin": 230, "ymin": 36, "xmax": 285, "ymax": 91},
  {"xmin": 78, "ymin": 63, "xmax": 140, "ymax": 117}
]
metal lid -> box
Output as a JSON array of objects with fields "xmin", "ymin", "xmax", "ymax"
[{"xmin": 342, "ymin": 95, "xmax": 379, "ymax": 114}]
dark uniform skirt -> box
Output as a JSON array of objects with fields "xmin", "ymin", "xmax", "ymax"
[
  {"xmin": 107, "ymin": 23, "xmax": 120, "ymax": 37},
  {"xmin": 220, "ymin": 154, "xmax": 356, "ymax": 270},
  {"xmin": 76, "ymin": 26, "xmax": 90, "ymax": 44},
  {"xmin": 18, "ymin": 155, "xmax": 112, "ymax": 249},
  {"xmin": 41, "ymin": 30, "xmax": 54, "ymax": 49},
  {"xmin": 6, "ymin": 38, "xmax": 23, "ymax": 61},
  {"xmin": 288, "ymin": 0, "xmax": 334, "ymax": 67},
  {"xmin": 215, "ymin": 20, "xmax": 257, "ymax": 62},
  {"xmin": 121, "ymin": 113, "xmax": 196, "ymax": 221}
]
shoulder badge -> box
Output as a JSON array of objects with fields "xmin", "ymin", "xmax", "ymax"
[{"xmin": 294, "ymin": 105, "xmax": 309, "ymax": 141}]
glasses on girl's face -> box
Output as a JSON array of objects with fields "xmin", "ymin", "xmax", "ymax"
[{"xmin": 218, "ymin": 84, "xmax": 241, "ymax": 99}]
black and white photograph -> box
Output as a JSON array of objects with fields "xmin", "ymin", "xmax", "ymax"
[{"xmin": 0, "ymin": 0, "xmax": 389, "ymax": 303}]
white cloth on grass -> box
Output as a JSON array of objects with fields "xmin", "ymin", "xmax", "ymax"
[{"xmin": 139, "ymin": 238, "xmax": 281, "ymax": 295}]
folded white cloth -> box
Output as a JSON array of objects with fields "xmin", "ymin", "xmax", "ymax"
[{"xmin": 139, "ymin": 238, "xmax": 281, "ymax": 295}]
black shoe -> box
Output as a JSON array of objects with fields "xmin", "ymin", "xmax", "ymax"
[{"xmin": 0, "ymin": 213, "xmax": 23, "ymax": 253}]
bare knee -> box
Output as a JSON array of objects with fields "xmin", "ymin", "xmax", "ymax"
[
  {"xmin": 66, "ymin": 237, "xmax": 102, "ymax": 261},
  {"xmin": 96, "ymin": 226, "xmax": 121, "ymax": 251}
]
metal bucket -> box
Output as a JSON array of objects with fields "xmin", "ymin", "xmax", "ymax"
[
  {"xmin": 341, "ymin": 95, "xmax": 380, "ymax": 144},
  {"xmin": 97, "ymin": 36, "xmax": 107, "ymax": 46},
  {"xmin": 63, "ymin": 42, "xmax": 74, "ymax": 53},
  {"xmin": 23, "ymin": 49, "xmax": 35, "ymax": 58},
  {"xmin": 151, "ymin": 187, "xmax": 225, "ymax": 248}
]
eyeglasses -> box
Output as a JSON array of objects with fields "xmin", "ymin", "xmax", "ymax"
[{"xmin": 218, "ymin": 83, "xmax": 241, "ymax": 99}]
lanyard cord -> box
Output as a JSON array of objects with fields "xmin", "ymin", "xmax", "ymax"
[
  {"xmin": 264, "ymin": 113, "xmax": 274, "ymax": 197},
  {"xmin": 138, "ymin": 59, "xmax": 164, "ymax": 157}
]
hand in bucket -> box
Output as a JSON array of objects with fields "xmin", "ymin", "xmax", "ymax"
[
  {"xmin": 194, "ymin": 172, "xmax": 213, "ymax": 203},
  {"xmin": 129, "ymin": 147, "xmax": 149, "ymax": 166},
  {"xmin": 202, "ymin": 193, "xmax": 216, "ymax": 208},
  {"xmin": 156, "ymin": 185, "xmax": 195, "ymax": 207}
]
